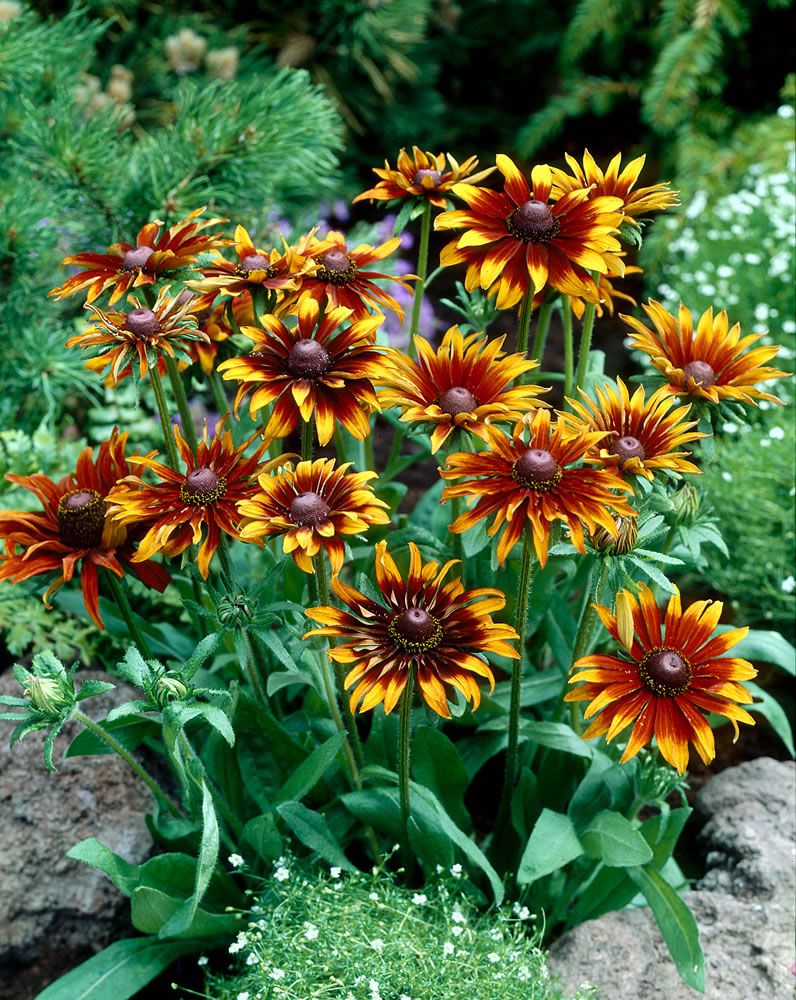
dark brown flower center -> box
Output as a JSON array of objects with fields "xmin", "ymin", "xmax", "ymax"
[
  {"xmin": 122, "ymin": 245, "xmax": 154, "ymax": 271},
  {"xmin": 238, "ymin": 253, "xmax": 275, "ymax": 277},
  {"xmin": 639, "ymin": 647, "xmax": 692, "ymax": 697},
  {"xmin": 317, "ymin": 250, "xmax": 357, "ymax": 286},
  {"xmin": 123, "ymin": 308, "xmax": 161, "ymax": 340},
  {"xmin": 683, "ymin": 360, "xmax": 717, "ymax": 388},
  {"xmin": 610, "ymin": 435, "xmax": 647, "ymax": 466},
  {"xmin": 506, "ymin": 200, "xmax": 560, "ymax": 243},
  {"xmin": 414, "ymin": 168, "xmax": 442, "ymax": 187},
  {"xmin": 388, "ymin": 607, "xmax": 443, "ymax": 654},
  {"xmin": 512, "ymin": 448, "xmax": 562, "ymax": 491},
  {"xmin": 287, "ymin": 339, "xmax": 331, "ymax": 379},
  {"xmin": 57, "ymin": 489, "xmax": 105, "ymax": 549},
  {"xmin": 289, "ymin": 491, "xmax": 330, "ymax": 526},
  {"xmin": 179, "ymin": 466, "xmax": 227, "ymax": 505},
  {"xmin": 438, "ymin": 386, "xmax": 477, "ymax": 416}
]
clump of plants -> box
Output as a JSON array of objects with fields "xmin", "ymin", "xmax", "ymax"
[{"xmin": 1, "ymin": 138, "xmax": 793, "ymax": 1000}]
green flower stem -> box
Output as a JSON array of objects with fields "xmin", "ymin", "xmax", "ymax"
[
  {"xmin": 407, "ymin": 202, "xmax": 432, "ymax": 361},
  {"xmin": 398, "ymin": 664, "xmax": 415, "ymax": 849},
  {"xmin": 574, "ymin": 275, "xmax": 599, "ymax": 395},
  {"xmin": 301, "ymin": 418, "xmax": 314, "ymax": 463},
  {"xmin": 164, "ymin": 354, "xmax": 198, "ymax": 454},
  {"xmin": 313, "ymin": 553, "xmax": 365, "ymax": 773},
  {"xmin": 105, "ymin": 571, "xmax": 153, "ymax": 658},
  {"xmin": 217, "ymin": 534, "xmax": 235, "ymax": 588},
  {"xmin": 568, "ymin": 556, "xmax": 610, "ymax": 735},
  {"xmin": 72, "ymin": 708, "xmax": 181, "ymax": 817},
  {"xmin": 530, "ymin": 297, "xmax": 554, "ymax": 364},
  {"xmin": 515, "ymin": 285, "xmax": 535, "ymax": 357},
  {"xmin": 363, "ymin": 426, "xmax": 375, "ymax": 472},
  {"xmin": 209, "ymin": 371, "xmax": 230, "ymax": 422},
  {"xmin": 241, "ymin": 629, "xmax": 270, "ymax": 710},
  {"xmin": 149, "ymin": 364, "xmax": 180, "ymax": 469},
  {"xmin": 562, "ymin": 299, "xmax": 574, "ymax": 402},
  {"xmin": 496, "ymin": 528, "xmax": 534, "ymax": 830},
  {"xmin": 178, "ymin": 731, "xmax": 242, "ymax": 846},
  {"xmin": 450, "ymin": 496, "xmax": 464, "ymax": 572}
]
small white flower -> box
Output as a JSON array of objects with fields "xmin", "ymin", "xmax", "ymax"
[
  {"xmin": 269, "ymin": 968, "xmax": 286, "ymax": 980},
  {"xmin": 369, "ymin": 891, "xmax": 379, "ymax": 901},
  {"xmin": 490, "ymin": 927, "xmax": 503, "ymax": 941},
  {"xmin": 487, "ymin": 952, "xmax": 501, "ymax": 963},
  {"xmin": 370, "ymin": 938, "xmax": 385, "ymax": 952},
  {"xmin": 197, "ymin": 956, "xmax": 208, "ymax": 966},
  {"xmin": 304, "ymin": 923, "xmax": 319, "ymax": 940},
  {"xmin": 781, "ymin": 576, "xmax": 796, "ymax": 594},
  {"xmin": 769, "ymin": 426, "xmax": 785, "ymax": 440},
  {"xmin": 400, "ymin": 995, "xmax": 412, "ymax": 1000},
  {"xmin": 451, "ymin": 925, "xmax": 464, "ymax": 937},
  {"xmin": 246, "ymin": 953, "xmax": 259, "ymax": 966},
  {"xmin": 330, "ymin": 866, "xmax": 342, "ymax": 879},
  {"xmin": 452, "ymin": 908, "xmax": 466, "ymax": 924},
  {"xmin": 517, "ymin": 906, "xmax": 530, "ymax": 920},
  {"xmin": 237, "ymin": 993, "xmax": 250, "ymax": 1000},
  {"xmin": 721, "ymin": 471, "xmax": 733, "ymax": 482},
  {"xmin": 333, "ymin": 881, "xmax": 344, "ymax": 890},
  {"xmin": 228, "ymin": 853, "xmax": 244, "ymax": 868},
  {"xmin": 722, "ymin": 422, "xmax": 739, "ymax": 434},
  {"xmin": 450, "ymin": 863, "xmax": 463, "ymax": 878},
  {"xmin": 411, "ymin": 893, "xmax": 427, "ymax": 905},
  {"xmin": 443, "ymin": 942, "xmax": 455, "ymax": 956},
  {"xmin": 274, "ymin": 866, "xmax": 290, "ymax": 882}
]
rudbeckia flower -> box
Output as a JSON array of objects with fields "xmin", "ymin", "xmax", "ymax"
[
  {"xmin": 238, "ymin": 458, "xmax": 390, "ymax": 575},
  {"xmin": 353, "ymin": 147, "xmax": 494, "ymax": 208},
  {"xmin": 305, "ymin": 541, "xmax": 518, "ymax": 717},
  {"xmin": 566, "ymin": 583, "xmax": 757, "ymax": 773},
  {"xmin": 622, "ymin": 301, "xmax": 790, "ymax": 406},
  {"xmin": 0, "ymin": 430, "xmax": 169, "ymax": 628}
]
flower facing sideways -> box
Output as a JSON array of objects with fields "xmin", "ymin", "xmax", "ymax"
[
  {"xmin": 0, "ymin": 430, "xmax": 169, "ymax": 628},
  {"xmin": 378, "ymin": 326, "xmax": 548, "ymax": 453},
  {"xmin": 304, "ymin": 541, "xmax": 518, "ymax": 717},
  {"xmin": 353, "ymin": 147, "xmax": 494, "ymax": 208},
  {"xmin": 238, "ymin": 458, "xmax": 390, "ymax": 575},
  {"xmin": 566, "ymin": 584, "xmax": 757, "ymax": 773},
  {"xmin": 441, "ymin": 408, "xmax": 635, "ymax": 567}
]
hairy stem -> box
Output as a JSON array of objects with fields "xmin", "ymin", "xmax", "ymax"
[
  {"xmin": 568, "ymin": 557, "xmax": 609, "ymax": 735},
  {"xmin": 105, "ymin": 571, "xmax": 153, "ymax": 659},
  {"xmin": 149, "ymin": 365, "xmax": 180, "ymax": 469},
  {"xmin": 165, "ymin": 355, "xmax": 199, "ymax": 454},
  {"xmin": 530, "ymin": 297, "xmax": 554, "ymax": 364},
  {"xmin": 407, "ymin": 203, "xmax": 432, "ymax": 360},
  {"xmin": 574, "ymin": 275, "xmax": 599, "ymax": 394},
  {"xmin": 562, "ymin": 299, "xmax": 574, "ymax": 402},
  {"xmin": 209, "ymin": 371, "xmax": 230, "ymax": 422},
  {"xmin": 398, "ymin": 665, "xmax": 416, "ymax": 858},
  {"xmin": 301, "ymin": 418, "xmax": 314, "ymax": 463},
  {"xmin": 515, "ymin": 285, "xmax": 535, "ymax": 357}
]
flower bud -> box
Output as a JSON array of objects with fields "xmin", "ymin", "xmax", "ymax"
[
  {"xmin": 590, "ymin": 516, "xmax": 638, "ymax": 556},
  {"xmin": 218, "ymin": 593, "xmax": 254, "ymax": 627},
  {"xmin": 25, "ymin": 675, "xmax": 72, "ymax": 716},
  {"xmin": 669, "ymin": 482, "xmax": 701, "ymax": 527},
  {"xmin": 154, "ymin": 673, "xmax": 190, "ymax": 707}
]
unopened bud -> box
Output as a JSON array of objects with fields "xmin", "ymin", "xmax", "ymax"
[
  {"xmin": 25, "ymin": 675, "xmax": 71, "ymax": 716},
  {"xmin": 590, "ymin": 516, "xmax": 638, "ymax": 556},
  {"xmin": 154, "ymin": 674, "xmax": 189, "ymax": 707},
  {"xmin": 669, "ymin": 482, "xmax": 701, "ymax": 527}
]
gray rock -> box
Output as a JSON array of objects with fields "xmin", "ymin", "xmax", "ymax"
[
  {"xmin": 549, "ymin": 759, "xmax": 796, "ymax": 999},
  {"xmin": 0, "ymin": 671, "xmax": 153, "ymax": 1000}
]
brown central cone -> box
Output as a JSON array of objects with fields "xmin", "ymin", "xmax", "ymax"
[
  {"xmin": 123, "ymin": 308, "xmax": 161, "ymax": 339},
  {"xmin": 610, "ymin": 435, "xmax": 647, "ymax": 466},
  {"xmin": 288, "ymin": 339, "xmax": 330, "ymax": 379},
  {"xmin": 414, "ymin": 168, "xmax": 442, "ymax": 187},
  {"xmin": 321, "ymin": 250, "xmax": 351, "ymax": 273},
  {"xmin": 508, "ymin": 200, "xmax": 559, "ymax": 243},
  {"xmin": 185, "ymin": 467, "xmax": 221, "ymax": 495},
  {"xmin": 289, "ymin": 491, "xmax": 331, "ymax": 526},
  {"xmin": 683, "ymin": 360, "xmax": 717, "ymax": 388},
  {"xmin": 393, "ymin": 608, "xmax": 438, "ymax": 643},
  {"xmin": 643, "ymin": 649, "xmax": 690, "ymax": 691},
  {"xmin": 57, "ymin": 489, "xmax": 105, "ymax": 549},
  {"xmin": 239, "ymin": 253, "xmax": 271, "ymax": 273},
  {"xmin": 122, "ymin": 245, "xmax": 154, "ymax": 271},
  {"xmin": 438, "ymin": 386, "xmax": 477, "ymax": 416},
  {"xmin": 514, "ymin": 448, "xmax": 560, "ymax": 486}
]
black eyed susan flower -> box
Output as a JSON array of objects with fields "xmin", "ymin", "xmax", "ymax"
[
  {"xmin": 304, "ymin": 541, "xmax": 518, "ymax": 717},
  {"xmin": 566, "ymin": 583, "xmax": 757, "ymax": 774},
  {"xmin": 353, "ymin": 147, "xmax": 494, "ymax": 208}
]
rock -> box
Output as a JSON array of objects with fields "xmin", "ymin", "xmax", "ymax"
[
  {"xmin": 549, "ymin": 759, "xmax": 796, "ymax": 999},
  {"xmin": 0, "ymin": 671, "xmax": 153, "ymax": 1000}
]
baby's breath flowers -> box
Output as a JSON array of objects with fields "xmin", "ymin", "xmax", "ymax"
[
  {"xmin": 435, "ymin": 155, "xmax": 625, "ymax": 309},
  {"xmin": 377, "ymin": 326, "xmax": 548, "ymax": 453},
  {"xmin": 0, "ymin": 429, "xmax": 168, "ymax": 628},
  {"xmin": 559, "ymin": 378, "xmax": 704, "ymax": 481},
  {"xmin": 305, "ymin": 540, "xmax": 518, "ymax": 717},
  {"xmin": 49, "ymin": 207, "xmax": 228, "ymax": 305},
  {"xmin": 566, "ymin": 583, "xmax": 757, "ymax": 773},
  {"xmin": 238, "ymin": 458, "xmax": 390, "ymax": 576},
  {"xmin": 107, "ymin": 421, "xmax": 284, "ymax": 578},
  {"xmin": 67, "ymin": 287, "xmax": 205, "ymax": 385},
  {"xmin": 622, "ymin": 300, "xmax": 791, "ymax": 406},
  {"xmin": 218, "ymin": 299, "xmax": 384, "ymax": 445},
  {"xmin": 353, "ymin": 147, "xmax": 495, "ymax": 208}
]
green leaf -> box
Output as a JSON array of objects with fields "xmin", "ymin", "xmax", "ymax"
[
  {"xmin": 715, "ymin": 627, "xmax": 795, "ymax": 676},
  {"xmin": 628, "ymin": 556, "xmax": 678, "ymax": 594},
  {"xmin": 266, "ymin": 669, "xmax": 315, "ymax": 695},
  {"xmin": 67, "ymin": 838, "xmax": 140, "ymax": 896},
  {"xmin": 276, "ymin": 801, "xmax": 354, "ymax": 871},
  {"xmin": 640, "ymin": 807, "xmax": 692, "ymax": 870},
  {"xmin": 130, "ymin": 886, "xmax": 236, "ymax": 939},
  {"xmin": 627, "ymin": 866, "xmax": 704, "ymax": 991},
  {"xmin": 746, "ymin": 680, "xmax": 794, "ymax": 756},
  {"xmin": 461, "ymin": 517, "xmax": 491, "ymax": 558},
  {"xmin": 412, "ymin": 726, "xmax": 471, "ymax": 831},
  {"xmin": 341, "ymin": 787, "xmax": 403, "ymax": 836},
  {"xmin": 581, "ymin": 810, "xmax": 654, "ymax": 867},
  {"xmin": 517, "ymin": 809, "xmax": 583, "ymax": 886},
  {"xmin": 65, "ymin": 716, "xmax": 159, "ymax": 758},
  {"xmin": 76, "ymin": 679, "xmax": 115, "ymax": 701},
  {"xmin": 242, "ymin": 813, "xmax": 283, "ymax": 863},
  {"xmin": 408, "ymin": 814, "xmax": 454, "ymax": 871},
  {"xmin": 511, "ymin": 767, "xmax": 540, "ymax": 841},
  {"xmin": 192, "ymin": 703, "xmax": 235, "ymax": 747},
  {"xmin": 274, "ymin": 732, "xmax": 345, "ymax": 805},
  {"xmin": 183, "ymin": 632, "xmax": 221, "ymax": 680},
  {"xmin": 115, "ymin": 647, "xmax": 150, "ymax": 687},
  {"xmin": 256, "ymin": 626, "xmax": 300, "ymax": 673},
  {"xmin": 392, "ymin": 198, "xmax": 417, "ymax": 236},
  {"xmin": 36, "ymin": 936, "xmax": 196, "ymax": 1000},
  {"xmin": 520, "ymin": 720, "xmax": 594, "ymax": 758}
]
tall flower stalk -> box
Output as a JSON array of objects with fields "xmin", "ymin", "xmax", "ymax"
[{"xmin": 408, "ymin": 203, "xmax": 432, "ymax": 360}]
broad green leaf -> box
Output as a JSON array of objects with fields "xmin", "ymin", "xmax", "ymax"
[
  {"xmin": 716, "ymin": 627, "xmax": 795, "ymax": 676},
  {"xmin": 36, "ymin": 937, "xmax": 195, "ymax": 1000},
  {"xmin": 274, "ymin": 732, "xmax": 345, "ymax": 805},
  {"xmin": 341, "ymin": 787, "xmax": 403, "ymax": 835},
  {"xmin": 267, "ymin": 669, "xmax": 315, "ymax": 695},
  {"xmin": 511, "ymin": 767, "xmax": 540, "ymax": 841},
  {"xmin": 407, "ymin": 814, "xmax": 455, "ymax": 871},
  {"xmin": 183, "ymin": 632, "xmax": 221, "ymax": 680},
  {"xmin": 627, "ymin": 866, "xmax": 704, "ymax": 991},
  {"xmin": 412, "ymin": 726, "xmax": 471, "ymax": 831},
  {"xmin": 581, "ymin": 810, "xmax": 654, "ymax": 867},
  {"xmin": 130, "ymin": 886, "xmax": 236, "ymax": 939},
  {"xmin": 67, "ymin": 838, "xmax": 140, "ymax": 896},
  {"xmin": 243, "ymin": 813, "xmax": 283, "ymax": 863},
  {"xmin": 746, "ymin": 680, "xmax": 794, "ymax": 755},
  {"xmin": 517, "ymin": 809, "xmax": 583, "ymax": 885},
  {"xmin": 65, "ymin": 717, "xmax": 159, "ymax": 758},
  {"xmin": 276, "ymin": 801, "xmax": 354, "ymax": 871},
  {"xmin": 520, "ymin": 720, "xmax": 594, "ymax": 758},
  {"xmin": 640, "ymin": 807, "xmax": 692, "ymax": 870}
]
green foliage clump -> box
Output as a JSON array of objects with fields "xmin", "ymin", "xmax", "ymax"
[
  {"xmin": 203, "ymin": 861, "xmax": 595, "ymax": 1000},
  {"xmin": 691, "ymin": 419, "xmax": 796, "ymax": 635}
]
